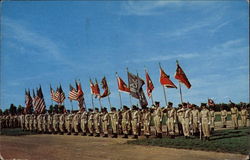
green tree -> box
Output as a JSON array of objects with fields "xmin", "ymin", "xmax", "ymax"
[{"xmin": 9, "ymin": 104, "xmax": 17, "ymax": 115}]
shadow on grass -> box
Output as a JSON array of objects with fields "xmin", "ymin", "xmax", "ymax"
[{"xmin": 0, "ymin": 128, "xmax": 38, "ymax": 136}]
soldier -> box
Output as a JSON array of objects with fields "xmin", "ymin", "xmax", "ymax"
[
  {"xmin": 200, "ymin": 103, "xmax": 211, "ymax": 140},
  {"xmin": 191, "ymin": 104, "xmax": 200, "ymax": 136},
  {"xmin": 47, "ymin": 112, "xmax": 53, "ymax": 134},
  {"xmin": 53, "ymin": 111, "xmax": 60, "ymax": 134},
  {"xmin": 143, "ymin": 107, "xmax": 151, "ymax": 138},
  {"xmin": 154, "ymin": 101, "xmax": 163, "ymax": 138},
  {"xmin": 122, "ymin": 105, "xmax": 130, "ymax": 138},
  {"xmin": 37, "ymin": 113, "xmax": 43, "ymax": 133},
  {"xmin": 102, "ymin": 107, "xmax": 109, "ymax": 137},
  {"xmin": 29, "ymin": 114, "xmax": 34, "ymax": 131},
  {"xmin": 88, "ymin": 108, "xmax": 94, "ymax": 136},
  {"xmin": 221, "ymin": 107, "xmax": 228, "ymax": 128},
  {"xmin": 73, "ymin": 111, "xmax": 81, "ymax": 135},
  {"xmin": 33, "ymin": 113, "xmax": 38, "ymax": 132},
  {"xmin": 183, "ymin": 103, "xmax": 193, "ymax": 139},
  {"xmin": 59, "ymin": 111, "xmax": 66, "ymax": 135},
  {"xmin": 93, "ymin": 108, "xmax": 101, "ymax": 137},
  {"xmin": 20, "ymin": 113, "xmax": 25, "ymax": 131},
  {"xmin": 110, "ymin": 107, "xmax": 118, "ymax": 138},
  {"xmin": 176, "ymin": 104, "xmax": 184, "ymax": 135},
  {"xmin": 131, "ymin": 105, "xmax": 139, "ymax": 139},
  {"xmin": 65, "ymin": 111, "xmax": 74, "ymax": 135},
  {"xmin": 166, "ymin": 102, "xmax": 176, "ymax": 138},
  {"xmin": 230, "ymin": 103, "xmax": 239, "ymax": 129},
  {"xmin": 42, "ymin": 113, "xmax": 48, "ymax": 133},
  {"xmin": 80, "ymin": 108, "xmax": 88, "ymax": 136},
  {"xmin": 240, "ymin": 104, "xmax": 248, "ymax": 127},
  {"xmin": 210, "ymin": 108, "xmax": 215, "ymax": 131},
  {"xmin": 25, "ymin": 114, "xmax": 30, "ymax": 131}
]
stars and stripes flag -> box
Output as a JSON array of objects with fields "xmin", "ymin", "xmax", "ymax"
[
  {"xmin": 34, "ymin": 86, "xmax": 46, "ymax": 114},
  {"xmin": 51, "ymin": 85, "xmax": 66, "ymax": 104},
  {"xmin": 69, "ymin": 84, "xmax": 78, "ymax": 100},
  {"xmin": 175, "ymin": 61, "xmax": 191, "ymax": 89},
  {"xmin": 160, "ymin": 66, "xmax": 177, "ymax": 88},
  {"xmin": 128, "ymin": 72, "xmax": 148, "ymax": 108},
  {"xmin": 208, "ymin": 98, "xmax": 215, "ymax": 107},
  {"xmin": 100, "ymin": 76, "xmax": 111, "ymax": 98},
  {"xmin": 145, "ymin": 70, "xmax": 154, "ymax": 98},
  {"xmin": 116, "ymin": 76, "xmax": 130, "ymax": 93},
  {"xmin": 25, "ymin": 89, "xmax": 33, "ymax": 113}
]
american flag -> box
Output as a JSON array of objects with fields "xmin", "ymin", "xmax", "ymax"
[
  {"xmin": 25, "ymin": 89, "xmax": 33, "ymax": 113},
  {"xmin": 56, "ymin": 85, "xmax": 66, "ymax": 104},
  {"xmin": 34, "ymin": 86, "xmax": 46, "ymax": 114},
  {"xmin": 68, "ymin": 84, "xmax": 78, "ymax": 100},
  {"xmin": 50, "ymin": 85, "xmax": 60, "ymax": 103}
]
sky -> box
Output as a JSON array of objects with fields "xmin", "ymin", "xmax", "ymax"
[{"xmin": 1, "ymin": 1, "xmax": 249, "ymax": 110}]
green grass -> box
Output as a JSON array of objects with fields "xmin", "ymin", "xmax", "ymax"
[
  {"xmin": 0, "ymin": 128, "xmax": 37, "ymax": 136},
  {"xmin": 128, "ymin": 127, "xmax": 250, "ymax": 155}
]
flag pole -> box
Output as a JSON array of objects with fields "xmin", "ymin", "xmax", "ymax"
[
  {"xmin": 159, "ymin": 62, "xmax": 168, "ymax": 106},
  {"xmin": 70, "ymin": 100, "xmax": 73, "ymax": 112},
  {"xmin": 107, "ymin": 95, "xmax": 112, "ymax": 111},
  {"xmin": 126, "ymin": 67, "xmax": 133, "ymax": 106},
  {"xmin": 136, "ymin": 71, "xmax": 141, "ymax": 108},
  {"xmin": 91, "ymin": 94, "xmax": 94, "ymax": 110},
  {"xmin": 145, "ymin": 67, "xmax": 154, "ymax": 105},
  {"xmin": 178, "ymin": 82, "xmax": 183, "ymax": 104},
  {"xmin": 98, "ymin": 97, "xmax": 102, "ymax": 110},
  {"xmin": 115, "ymin": 72, "xmax": 123, "ymax": 109}
]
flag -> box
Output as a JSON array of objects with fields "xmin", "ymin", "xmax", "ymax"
[
  {"xmin": 160, "ymin": 67, "xmax": 177, "ymax": 88},
  {"xmin": 34, "ymin": 86, "xmax": 46, "ymax": 114},
  {"xmin": 77, "ymin": 82, "xmax": 86, "ymax": 109},
  {"xmin": 25, "ymin": 89, "xmax": 33, "ymax": 113},
  {"xmin": 94, "ymin": 79, "xmax": 100, "ymax": 98},
  {"xmin": 50, "ymin": 85, "xmax": 60, "ymax": 103},
  {"xmin": 175, "ymin": 62, "xmax": 191, "ymax": 89},
  {"xmin": 128, "ymin": 72, "xmax": 148, "ymax": 108},
  {"xmin": 57, "ymin": 85, "xmax": 66, "ymax": 104},
  {"xmin": 69, "ymin": 84, "xmax": 78, "ymax": 100},
  {"xmin": 208, "ymin": 99, "xmax": 215, "ymax": 107},
  {"xmin": 90, "ymin": 79, "xmax": 100, "ymax": 98},
  {"xmin": 100, "ymin": 77, "xmax": 111, "ymax": 98},
  {"xmin": 117, "ymin": 76, "xmax": 130, "ymax": 93},
  {"xmin": 145, "ymin": 70, "xmax": 154, "ymax": 98}
]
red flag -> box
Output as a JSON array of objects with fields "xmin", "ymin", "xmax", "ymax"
[
  {"xmin": 117, "ymin": 76, "xmax": 130, "ymax": 93},
  {"xmin": 94, "ymin": 79, "xmax": 100, "ymax": 97},
  {"xmin": 100, "ymin": 77, "xmax": 111, "ymax": 98},
  {"xmin": 90, "ymin": 79, "xmax": 96, "ymax": 95},
  {"xmin": 208, "ymin": 99, "xmax": 215, "ymax": 107},
  {"xmin": 77, "ymin": 83, "xmax": 84, "ymax": 98},
  {"xmin": 175, "ymin": 62, "xmax": 191, "ymax": 89},
  {"xmin": 145, "ymin": 71, "xmax": 154, "ymax": 97},
  {"xmin": 90, "ymin": 79, "xmax": 100, "ymax": 98},
  {"xmin": 160, "ymin": 67, "xmax": 177, "ymax": 88}
]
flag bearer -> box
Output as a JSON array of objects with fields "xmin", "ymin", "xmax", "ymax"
[
  {"xmin": 102, "ymin": 107, "xmax": 109, "ymax": 137},
  {"xmin": 200, "ymin": 103, "xmax": 211, "ymax": 140},
  {"xmin": 59, "ymin": 111, "xmax": 66, "ymax": 134},
  {"xmin": 154, "ymin": 101, "xmax": 163, "ymax": 138},
  {"xmin": 94, "ymin": 108, "xmax": 101, "ymax": 137},
  {"xmin": 80, "ymin": 108, "xmax": 88, "ymax": 136},
  {"xmin": 183, "ymin": 103, "xmax": 193, "ymax": 138},
  {"xmin": 131, "ymin": 105, "xmax": 139, "ymax": 139},
  {"xmin": 53, "ymin": 111, "xmax": 60, "ymax": 134},
  {"xmin": 166, "ymin": 102, "xmax": 176, "ymax": 138},
  {"xmin": 240, "ymin": 104, "xmax": 248, "ymax": 127},
  {"xmin": 210, "ymin": 108, "xmax": 215, "ymax": 131},
  {"xmin": 73, "ymin": 111, "xmax": 81, "ymax": 135},
  {"xmin": 191, "ymin": 104, "xmax": 200, "ymax": 136},
  {"xmin": 143, "ymin": 107, "xmax": 151, "ymax": 138},
  {"xmin": 111, "ymin": 107, "xmax": 118, "ymax": 138},
  {"xmin": 122, "ymin": 105, "xmax": 130, "ymax": 138},
  {"xmin": 230, "ymin": 103, "xmax": 239, "ymax": 129},
  {"xmin": 88, "ymin": 108, "xmax": 94, "ymax": 136},
  {"xmin": 221, "ymin": 107, "xmax": 227, "ymax": 128},
  {"xmin": 65, "ymin": 111, "xmax": 74, "ymax": 135}
]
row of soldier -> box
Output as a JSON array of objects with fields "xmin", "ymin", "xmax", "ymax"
[{"xmin": 1, "ymin": 102, "xmax": 249, "ymax": 140}]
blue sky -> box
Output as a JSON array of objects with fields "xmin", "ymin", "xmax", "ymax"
[{"xmin": 1, "ymin": 1, "xmax": 249, "ymax": 110}]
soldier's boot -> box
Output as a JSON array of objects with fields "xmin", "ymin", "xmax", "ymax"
[
  {"xmin": 112, "ymin": 134, "xmax": 118, "ymax": 138},
  {"xmin": 89, "ymin": 133, "xmax": 93, "ymax": 136},
  {"xmin": 122, "ymin": 134, "xmax": 128, "ymax": 138},
  {"xmin": 60, "ymin": 132, "xmax": 64, "ymax": 135},
  {"xmin": 82, "ymin": 132, "xmax": 87, "ymax": 136},
  {"xmin": 211, "ymin": 128, "xmax": 214, "ymax": 132},
  {"xmin": 170, "ymin": 135, "xmax": 175, "ymax": 139},
  {"xmin": 67, "ymin": 132, "xmax": 71, "ymax": 135},
  {"xmin": 103, "ymin": 134, "xmax": 108, "ymax": 138},
  {"xmin": 132, "ymin": 135, "xmax": 138, "ymax": 139},
  {"xmin": 157, "ymin": 133, "xmax": 162, "ymax": 138},
  {"xmin": 95, "ymin": 133, "xmax": 100, "ymax": 137},
  {"xmin": 145, "ymin": 135, "xmax": 150, "ymax": 139},
  {"xmin": 74, "ymin": 132, "xmax": 78, "ymax": 136}
]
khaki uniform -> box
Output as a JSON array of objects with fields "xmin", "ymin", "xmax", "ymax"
[
  {"xmin": 65, "ymin": 113, "xmax": 73, "ymax": 134},
  {"xmin": 132, "ymin": 110, "xmax": 139, "ymax": 136},
  {"xmin": 29, "ymin": 114, "xmax": 34, "ymax": 131},
  {"xmin": 25, "ymin": 114, "xmax": 30, "ymax": 130},
  {"xmin": 183, "ymin": 108, "xmax": 193, "ymax": 137},
  {"xmin": 20, "ymin": 114, "xmax": 25, "ymax": 130},
  {"xmin": 37, "ymin": 114, "xmax": 43, "ymax": 132},
  {"xmin": 231, "ymin": 107, "xmax": 239, "ymax": 129},
  {"xmin": 122, "ymin": 110, "xmax": 130, "ymax": 135},
  {"xmin": 47, "ymin": 114, "xmax": 53, "ymax": 133},
  {"xmin": 210, "ymin": 110, "xmax": 215, "ymax": 129},
  {"xmin": 42, "ymin": 114, "xmax": 48, "ymax": 132},
  {"xmin": 111, "ymin": 111, "xmax": 118, "ymax": 134},
  {"xmin": 59, "ymin": 114, "xmax": 66, "ymax": 133},
  {"xmin": 200, "ymin": 108, "xmax": 211, "ymax": 137},
  {"xmin": 143, "ymin": 111, "xmax": 151, "ymax": 136},
  {"xmin": 177, "ymin": 108, "xmax": 184, "ymax": 135},
  {"xmin": 33, "ymin": 115, "xmax": 37, "ymax": 131},
  {"xmin": 167, "ymin": 108, "xmax": 176, "ymax": 135},
  {"xmin": 53, "ymin": 113, "xmax": 60, "ymax": 133},
  {"xmin": 102, "ymin": 112, "xmax": 110, "ymax": 135},
  {"xmin": 191, "ymin": 109, "xmax": 200, "ymax": 134},
  {"xmin": 221, "ymin": 110, "xmax": 227, "ymax": 127},
  {"xmin": 154, "ymin": 107, "xmax": 163, "ymax": 134},
  {"xmin": 88, "ymin": 112, "xmax": 94, "ymax": 134},
  {"xmin": 94, "ymin": 112, "xmax": 101, "ymax": 134},
  {"xmin": 80, "ymin": 111, "xmax": 88, "ymax": 133},
  {"xmin": 73, "ymin": 113, "xmax": 81, "ymax": 133},
  {"xmin": 240, "ymin": 109, "xmax": 248, "ymax": 127}
]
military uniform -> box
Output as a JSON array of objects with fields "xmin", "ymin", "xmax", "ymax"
[
  {"xmin": 65, "ymin": 113, "xmax": 73, "ymax": 135},
  {"xmin": 240, "ymin": 108, "xmax": 248, "ymax": 127},
  {"xmin": 111, "ymin": 108, "xmax": 118, "ymax": 138},
  {"xmin": 167, "ymin": 107, "xmax": 176, "ymax": 137},
  {"xmin": 73, "ymin": 112, "xmax": 81, "ymax": 135},
  {"xmin": 177, "ymin": 106, "xmax": 184, "ymax": 135},
  {"xmin": 94, "ymin": 109, "xmax": 101, "ymax": 137},
  {"xmin": 191, "ymin": 107, "xmax": 200, "ymax": 135},
  {"xmin": 102, "ymin": 108, "xmax": 109, "ymax": 137},
  {"xmin": 37, "ymin": 114, "xmax": 43, "ymax": 133},
  {"xmin": 210, "ymin": 110, "xmax": 215, "ymax": 131},
  {"xmin": 47, "ymin": 114, "xmax": 53, "ymax": 133},
  {"xmin": 25, "ymin": 114, "xmax": 30, "ymax": 130},
  {"xmin": 88, "ymin": 110, "xmax": 94, "ymax": 136},
  {"xmin": 230, "ymin": 106, "xmax": 239, "ymax": 129},
  {"xmin": 221, "ymin": 109, "xmax": 227, "ymax": 128},
  {"xmin": 29, "ymin": 114, "xmax": 34, "ymax": 131},
  {"xmin": 42, "ymin": 114, "xmax": 48, "ymax": 133},
  {"xmin": 122, "ymin": 106, "xmax": 130, "ymax": 138},
  {"xmin": 53, "ymin": 113, "xmax": 60, "ymax": 134},
  {"xmin": 200, "ymin": 105, "xmax": 211, "ymax": 140},
  {"xmin": 131, "ymin": 107, "xmax": 139, "ymax": 139},
  {"xmin": 20, "ymin": 114, "xmax": 25, "ymax": 130},
  {"xmin": 143, "ymin": 109, "xmax": 151, "ymax": 138},
  {"xmin": 154, "ymin": 104, "xmax": 163, "ymax": 138},
  {"xmin": 183, "ymin": 107, "xmax": 193, "ymax": 138},
  {"xmin": 59, "ymin": 113, "xmax": 66, "ymax": 134},
  {"xmin": 33, "ymin": 114, "xmax": 37, "ymax": 132},
  {"xmin": 80, "ymin": 110, "xmax": 88, "ymax": 135}
]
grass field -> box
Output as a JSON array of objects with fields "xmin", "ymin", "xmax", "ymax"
[{"xmin": 128, "ymin": 127, "xmax": 250, "ymax": 155}]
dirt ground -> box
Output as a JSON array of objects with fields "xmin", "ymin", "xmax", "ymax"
[{"xmin": 0, "ymin": 134, "xmax": 247, "ymax": 160}]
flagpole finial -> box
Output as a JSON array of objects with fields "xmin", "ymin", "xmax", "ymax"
[{"xmin": 158, "ymin": 62, "xmax": 162, "ymax": 68}]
